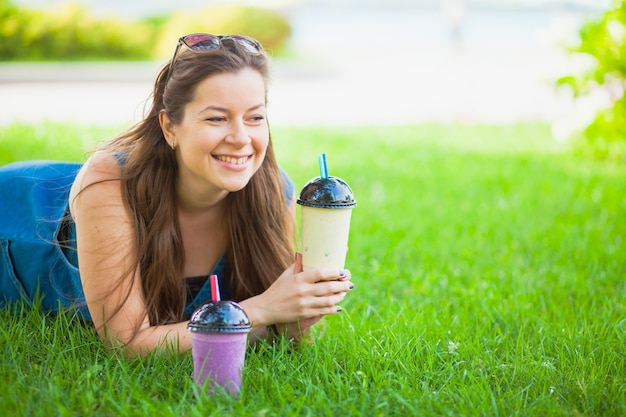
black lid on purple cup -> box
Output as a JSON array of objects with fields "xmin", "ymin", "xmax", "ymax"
[
  {"xmin": 188, "ymin": 301, "xmax": 252, "ymax": 333},
  {"xmin": 297, "ymin": 176, "xmax": 356, "ymax": 209}
]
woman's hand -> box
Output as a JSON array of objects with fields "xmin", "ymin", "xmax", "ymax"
[
  {"xmin": 239, "ymin": 252, "xmax": 353, "ymax": 337},
  {"xmin": 274, "ymin": 253, "xmax": 353, "ymax": 341}
]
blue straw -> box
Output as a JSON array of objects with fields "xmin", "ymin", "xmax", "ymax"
[{"xmin": 318, "ymin": 153, "xmax": 328, "ymax": 179}]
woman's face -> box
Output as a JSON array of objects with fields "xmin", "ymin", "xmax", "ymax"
[{"xmin": 161, "ymin": 68, "xmax": 269, "ymax": 203}]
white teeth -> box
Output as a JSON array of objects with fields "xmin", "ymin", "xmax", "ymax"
[{"xmin": 216, "ymin": 156, "xmax": 248, "ymax": 165}]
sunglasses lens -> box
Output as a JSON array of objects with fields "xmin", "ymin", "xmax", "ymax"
[
  {"xmin": 182, "ymin": 34, "xmax": 220, "ymax": 51},
  {"xmin": 228, "ymin": 35, "xmax": 262, "ymax": 54}
]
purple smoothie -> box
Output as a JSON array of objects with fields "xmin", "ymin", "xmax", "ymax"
[
  {"xmin": 192, "ymin": 332, "xmax": 248, "ymax": 394},
  {"xmin": 188, "ymin": 300, "xmax": 251, "ymax": 396}
]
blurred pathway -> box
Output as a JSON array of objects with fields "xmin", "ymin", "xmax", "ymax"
[
  {"xmin": 0, "ymin": 6, "xmax": 598, "ymax": 128},
  {"xmin": 0, "ymin": 50, "xmax": 576, "ymax": 127}
]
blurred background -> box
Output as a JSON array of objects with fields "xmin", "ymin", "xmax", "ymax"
[{"xmin": 0, "ymin": 0, "xmax": 618, "ymax": 142}]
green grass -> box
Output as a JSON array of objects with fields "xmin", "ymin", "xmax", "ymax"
[{"xmin": 1, "ymin": 122, "xmax": 624, "ymax": 416}]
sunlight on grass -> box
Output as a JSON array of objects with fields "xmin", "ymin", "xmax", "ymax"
[
  {"xmin": 0, "ymin": 122, "xmax": 120, "ymax": 164},
  {"xmin": 1, "ymin": 122, "xmax": 624, "ymax": 416}
]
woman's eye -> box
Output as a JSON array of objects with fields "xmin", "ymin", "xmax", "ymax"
[
  {"xmin": 207, "ymin": 117, "xmax": 226, "ymax": 123},
  {"xmin": 249, "ymin": 116, "xmax": 265, "ymax": 123}
]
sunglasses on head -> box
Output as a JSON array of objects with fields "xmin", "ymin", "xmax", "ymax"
[{"xmin": 167, "ymin": 33, "xmax": 263, "ymax": 81}]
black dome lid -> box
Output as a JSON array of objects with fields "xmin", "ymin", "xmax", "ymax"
[
  {"xmin": 188, "ymin": 301, "xmax": 251, "ymax": 333},
  {"xmin": 297, "ymin": 176, "xmax": 356, "ymax": 209}
]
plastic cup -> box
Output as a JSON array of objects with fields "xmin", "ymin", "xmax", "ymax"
[
  {"xmin": 187, "ymin": 300, "xmax": 251, "ymax": 396},
  {"xmin": 297, "ymin": 176, "xmax": 356, "ymax": 271}
]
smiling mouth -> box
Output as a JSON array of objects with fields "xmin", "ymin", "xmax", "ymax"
[{"xmin": 215, "ymin": 155, "xmax": 251, "ymax": 165}]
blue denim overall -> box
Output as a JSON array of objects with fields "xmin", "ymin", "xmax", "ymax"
[{"xmin": 0, "ymin": 161, "xmax": 88, "ymax": 316}]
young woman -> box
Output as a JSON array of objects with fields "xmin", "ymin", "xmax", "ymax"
[{"xmin": 0, "ymin": 34, "xmax": 354, "ymax": 356}]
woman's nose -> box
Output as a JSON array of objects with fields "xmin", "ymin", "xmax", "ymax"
[{"xmin": 225, "ymin": 121, "xmax": 251, "ymax": 146}]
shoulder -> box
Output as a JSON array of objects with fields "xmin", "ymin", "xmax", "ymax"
[{"xmin": 69, "ymin": 151, "xmax": 124, "ymax": 216}]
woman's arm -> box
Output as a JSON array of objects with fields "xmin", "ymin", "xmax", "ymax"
[
  {"xmin": 70, "ymin": 156, "xmax": 351, "ymax": 355},
  {"xmin": 70, "ymin": 152, "xmax": 192, "ymax": 357}
]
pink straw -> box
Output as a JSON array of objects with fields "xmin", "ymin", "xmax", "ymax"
[{"xmin": 210, "ymin": 275, "xmax": 221, "ymax": 301}]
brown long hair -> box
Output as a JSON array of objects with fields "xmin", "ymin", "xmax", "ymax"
[{"xmin": 99, "ymin": 39, "xmax": 294, "ymax": 326}]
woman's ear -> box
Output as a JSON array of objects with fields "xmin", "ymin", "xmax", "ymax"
[{"xmin": 158, "ymin": 110, "xmax": 176, "ymax": 142}]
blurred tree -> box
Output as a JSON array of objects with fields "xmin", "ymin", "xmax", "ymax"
[
  {"xmin": 0, "ymin": 1, "xmax": 153, "ymax": 60},
  {"xmin": 155, "ymin": 4, "xmax": 292, "ymax": 59},
  {"xmin": 0, "ymin": 0, "xmax": 26, "ymax": 58},
  {"xmin": 0, "ymin": 1, "xmax": 291, "ymax": 61},
  {"xmin": 558, "ymin": 0, "xmax": 626, "ymax": 162}
]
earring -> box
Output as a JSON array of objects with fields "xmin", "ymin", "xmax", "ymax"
[{"xmin": 170, "ymin": 141, "xmax": 176, "ymax": 150}]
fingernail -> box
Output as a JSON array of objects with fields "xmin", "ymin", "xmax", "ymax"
[
  {"xmin": 349, "ymin": 283, "xmax": 354, "ymax": 290},
  {"xmin": 336, "ymin": 306, "xmax": 343, "ymax": 313},
  {"xmin": 339, "ymin": 270, "xmax": 348, "ymax": 280}
]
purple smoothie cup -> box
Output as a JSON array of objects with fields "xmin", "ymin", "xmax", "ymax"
[{"xmin": 188, "ymin": 300, "xmax": 251, "ymax": 396}]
